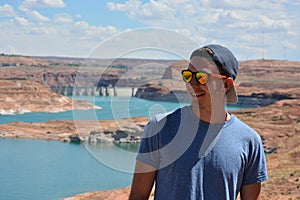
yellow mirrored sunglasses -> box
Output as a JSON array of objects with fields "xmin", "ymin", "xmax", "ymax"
[{"xmin": 181, "ymin": 69, "xmax": 227, "ymax": 85}]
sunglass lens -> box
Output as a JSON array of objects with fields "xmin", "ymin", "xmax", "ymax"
[
  {"xmin": 196, "ymin": 72, "xmax": 208, "ymax": 84},
  {"xmin": 182, "ymin": 71, "xmax": 192, "ymax": 83}
]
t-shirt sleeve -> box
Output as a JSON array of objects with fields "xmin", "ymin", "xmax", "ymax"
[
  {"xmin": 136, "ymin": 118, "xmax": 162, "ymax": 169},
  {"xmin": 242, "ymin": 133, "xmax": 268, "ymax": 185}
]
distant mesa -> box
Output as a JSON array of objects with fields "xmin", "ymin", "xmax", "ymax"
[{"xmin": 0, "ymin": 55, "xmax": 299, "ymax": 109}]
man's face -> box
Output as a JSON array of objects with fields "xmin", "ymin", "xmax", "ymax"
[{"xmin": 185, "ymin": 56, "xmax": 226, "ymax": 108}]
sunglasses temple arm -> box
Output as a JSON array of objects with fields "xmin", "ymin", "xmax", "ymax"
[{"xmin": 211, "ymin": 74, "xmax": 227, "ymax": 79}]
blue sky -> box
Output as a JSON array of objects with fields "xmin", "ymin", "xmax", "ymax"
[{"xmin": 0, "ymin": 0, "xmax": 299, "ymax": 61}]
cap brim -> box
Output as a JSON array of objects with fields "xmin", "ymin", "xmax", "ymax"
[{"xmin": 226, "ymin": 83, "xmax": 238, "ymax": 104}]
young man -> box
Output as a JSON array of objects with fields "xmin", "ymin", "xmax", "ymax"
[{"xmin": 129, "ymin": 44, "xmax": 268, "ymax": 200}]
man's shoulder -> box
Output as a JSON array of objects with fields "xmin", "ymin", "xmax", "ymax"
[
  {"xmin": 141, "ymin": 106, "xmax": 190, "ymax": 141},
  {"xmin": 151, "ymin": 105, "xmax": 190, "ymax": 123},
  {"xmin": 145, "ymin": 106, "xmax": 191, "ymax": 134},
  {"xmin": 228, "ymin": 115, "xmax": 262, "ymax": 140},
  {"xmin": 229, "ymin": 115, "xmax": 253, "ymax": 129}
]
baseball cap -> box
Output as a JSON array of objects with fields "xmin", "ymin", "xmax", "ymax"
[{"xmin": 190, "ymin": 44, "xmax": 238, "ymax": 104}]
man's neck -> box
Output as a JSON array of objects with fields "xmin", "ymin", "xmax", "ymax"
[{"xmin": 191, "ymin": 104, "xmax": 228, "ymax": 124}]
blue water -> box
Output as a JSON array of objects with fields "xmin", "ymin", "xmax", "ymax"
[
  {"xmin": 0, "ymin": 97, "xmax": 182, "ymax": 124},
  {"xmin": 0, "ymin": 96, "xmax": 246, "ymax": 124},
  {"xmin": 0, "ymin": 138, "xmax": 135, "ymax": 200},
  {"xmin": 0, "ymin": 97, "xmax": 248, "ymax": 200}
]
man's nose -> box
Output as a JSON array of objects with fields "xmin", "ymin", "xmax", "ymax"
[{"xmin": 189, "ymin": 74, "xmax": 200, "ymax": 86}]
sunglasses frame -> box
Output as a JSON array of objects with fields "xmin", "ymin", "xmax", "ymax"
[{"xmin": 181, "ymin": 69, "xmax": 228, "ymax": 85}]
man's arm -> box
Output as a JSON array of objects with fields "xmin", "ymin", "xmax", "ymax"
[
  {"xmin": 240, "ymin": 182, "xmax": 261, "ymax": 200},
  {"xmin": 129, "ymin": 161, "xmax": 157, "ymax": 200}
]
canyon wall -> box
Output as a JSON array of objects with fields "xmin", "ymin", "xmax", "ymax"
[{"xmin": 1, "ymin": 56, "xmax": 299, "ymax": 109}]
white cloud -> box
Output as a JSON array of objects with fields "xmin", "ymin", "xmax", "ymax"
[
  {"xmin": 0, "ymin": 15, "xmax": 120, "ymax": 57},
  {"xmin": 105, "ymin": 0, "xmax": 300, "ymax": 60},
  {"xmin": 73, "ymin": 21, "xmax": 118, "ymax": 40},
  {"xmin": 107, "ymin": 0, "xmax": 176, "ymax": 23},
  {"xmin": 0, "ymin": 4, "xmax": 15, "ymax": 17},
  {"xmin": 200, "ymin": 0, "xmax": 283, "ymax": 10},
  {"xmin": 54, "ymin": 13, "xmax": 73, "ymax": 23},
  {"xmin": 0, "ymin": 0, "xmax": 298, "ymax": 60},
  {"xmin": 26, "ymin": 9, "xmax": 50, "ymax": 21},
  {"xmin": 260, "ymin": 15, "xmax": 290, "ymax": 31},
  {"xmin": 11, "ymin": 16, "xmax": 29, "ymax": 26},
  {"xmin": 30, "ymin": 26, "xmax": 57, "ymax": 35},
  {"xmin": 20, "ymin": 0, "xmax": 66, "ymax": 9},
  {"xmin": 106, "ymin": 0, "xmax": 295, "ymax": 32},
  {"xmin": 18, "ymin": 5, "xmax": 50, "ymax": 22},
  {"xmin": 86, "ymin": 28, "xmax": 199, "ymax": 59}
]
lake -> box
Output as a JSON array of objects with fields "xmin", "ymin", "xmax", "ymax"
[
  {"xmin": 0, "ymin": 138, "xmax": 138, "ymax": 200},
  {"xmin": 0, "ymin": 96, "xmax": 248, "ymax": 200}
]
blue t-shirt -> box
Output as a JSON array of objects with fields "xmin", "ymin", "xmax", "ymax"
[{"xmin": 137, "ymin": 106, "xmax": 268, "ymax": 200}]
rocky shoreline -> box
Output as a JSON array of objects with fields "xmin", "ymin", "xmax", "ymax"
[{"xmin": 0, "ymin": 117, "xmax": 149, "ymax": 144}]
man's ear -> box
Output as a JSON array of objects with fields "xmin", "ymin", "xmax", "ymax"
[{"xmin": 224, "ymin": 77, "xmax": 234, "ymax": 93}]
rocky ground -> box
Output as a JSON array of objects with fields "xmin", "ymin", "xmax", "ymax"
[{"xmin": 233, "ymin": 100, "xmax": 300, "ymax": 199}]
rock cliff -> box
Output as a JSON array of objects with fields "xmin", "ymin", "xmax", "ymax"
[
  {"xmin": 2, "ymin": 56, "xmax": 298, "ymax": 107},
  {"xmin": 135, "ymin": 59, "xmax": 300, "ymax": 107},
  {"xmin": 0, "ymin": 80, "xmax": 100, "ymax": 114}
]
